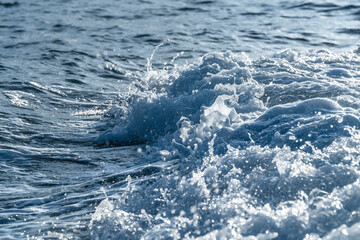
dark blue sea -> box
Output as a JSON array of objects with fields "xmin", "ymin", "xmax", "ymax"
[{"xmin": 1, "ymin": 0, "xmax": 360, "ymax": 239}]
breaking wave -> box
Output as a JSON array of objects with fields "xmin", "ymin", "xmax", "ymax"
[{"xmin": 91, "ymin": 49, "xmax": 360, "ymax": 239}]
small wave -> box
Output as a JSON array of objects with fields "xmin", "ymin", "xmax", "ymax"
[{"xmin": 0, "ymin": 1, "xmax": 19, "ymax": 8}]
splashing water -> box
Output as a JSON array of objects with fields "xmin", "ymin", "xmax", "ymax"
[{"xmin": 91, "ymin": 49, "xmax": 360, "ymax": 239}]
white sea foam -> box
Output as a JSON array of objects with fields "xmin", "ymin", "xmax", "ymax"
[{"xmin": 91, "ymin": 50, "xmax": 360, "ymax": 239}]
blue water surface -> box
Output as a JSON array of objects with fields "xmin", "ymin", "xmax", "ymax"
[{"xmin": 1, "ymin": 0, "xmax": 360, "ymax": 239}]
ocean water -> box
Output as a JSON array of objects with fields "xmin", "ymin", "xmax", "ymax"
[{"xmin": 1, "ymin": 0, "xmax": 360, "ymax": 239}]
